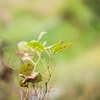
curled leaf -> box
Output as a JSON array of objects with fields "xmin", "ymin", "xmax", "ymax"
[
  {"xmin": 19, "ymin": 72, "xmax": 39, "ymax": 84},
  {"xmin": 19, "ymin": 63, "xmax": 42, "ymax": 87},
  {"xmin": 19, "ymin": 63, "xmax": 34, "ymax": 87}
]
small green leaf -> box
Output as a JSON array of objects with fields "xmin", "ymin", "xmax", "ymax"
[
  {"xmin": 64, "ymin": 42, "xmax": 72, "ymax": 47},
  {"xmin": 45, "ymin": 40, "xmax": 64, "ymax": 50},
  {"xmin": 27, "ymin": 41, "xmax": 45, "ymax": 51},
  {"xmin": 53, "ymin": 42, "xmax": 72, "ymax": 53},
  {"xmin": 19, "ymin": 63, "xmax": 34, "ymax": 87},
  {"xmin": 52, "ymin": 41, "xmax": 64, "ymax": 48},
  {"xmin": 53, "ymin": 45, "xmax": 65, "ymax": 53}
]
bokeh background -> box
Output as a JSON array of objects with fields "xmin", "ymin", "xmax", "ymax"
[{"xmin": 0, "ymin": 0, "xmax": 100, "ymax": 100}]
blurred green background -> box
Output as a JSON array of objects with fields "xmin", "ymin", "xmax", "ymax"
[{"xmin": 0, "ymin": 0, "xmax": 100, "ymax": 100}]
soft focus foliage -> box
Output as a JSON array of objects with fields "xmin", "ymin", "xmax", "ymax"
[{"xmin": 0, "ymin": 0, "xmax": 100, "ymax": 100}]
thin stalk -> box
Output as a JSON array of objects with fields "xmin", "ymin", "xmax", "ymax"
[
  {"xmin": 24, "ymin": 86, "xmax": 29, "ymax": 100},
  {"xmin": 20, "ymin": 89, "xmax": 23, "ymax": 100},
  {"xmin": 30, "ymin": 50, "xmax": 41, "ymax": 73},
  {"xmin": 46, "ymin": 86, "xmax": 50, "ymax": 100},
  {"xmin": 42, "ymin": 83, "xmax": 47, "ymax": 100},
  {"xmin": 33, "ymin": 50, "xmax": 41, "ymax": 72},
  {"xmin": 30, "ymin": 60, "xmax": 36, "ymax": 65},
  {"xmin": 33, "ymin": 65, "xmax": 37, "ymax": 73}
]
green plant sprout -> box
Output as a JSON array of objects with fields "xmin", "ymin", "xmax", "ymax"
[{"xmin": 16, "ymin": 32, "xmax": 72, "ymax": 100}]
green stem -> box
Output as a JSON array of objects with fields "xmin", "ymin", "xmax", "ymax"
[
  {"xmin": 33, "ymin": 64, "xmax": 36, "ymax": 73},
  {"xmin": 30, "ymin": 60, "xmax": 35, "ymax": 65}
]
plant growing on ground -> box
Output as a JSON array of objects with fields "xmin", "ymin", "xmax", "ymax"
[{"xmin": 16, "ymin": 32, "xmax": 72, "ymax": 100}]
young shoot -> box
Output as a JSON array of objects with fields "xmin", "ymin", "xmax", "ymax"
[{"xmin": 16, "ymin": 32, "xmax": 72, "ymax": 100}]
